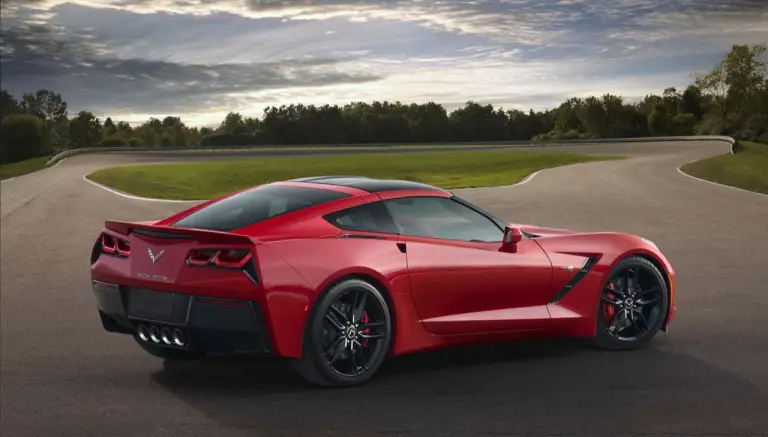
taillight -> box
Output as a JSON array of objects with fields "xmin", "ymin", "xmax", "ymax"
[
  {"xmin": 101, "ymin": 233, "xmax": 130, "ymax": 258},
  {"xmin": 187, "ymin": 249, "xmax": 217, "ymax": 266},
  {"xmin": 186, "ymin": 249, "xmax": 252, "ymax": 269},
  {"xmin": 116, "ymin": 239, "xmax": 131, "ymax": 256},
  {"xmin": 101, "ymin": 234, "xmax": 116, "ymax": 254},
  {"xmin": 214, "ymin": 249, "xmax": 251, "ymax": 268}
]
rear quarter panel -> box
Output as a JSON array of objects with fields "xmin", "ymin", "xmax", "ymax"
[{"xmin": 259, "ymin": 236, "xmax": 412, "ymax": 358}]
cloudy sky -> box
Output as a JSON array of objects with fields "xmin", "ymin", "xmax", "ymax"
[{"xmin": 1, "ymin": 0, "xmax": 766, "ymax": 127}]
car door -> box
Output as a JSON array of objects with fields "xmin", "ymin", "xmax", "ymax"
[{"xmin": 378, "ymin": 192, "xmax": 553, "ymax": 335}]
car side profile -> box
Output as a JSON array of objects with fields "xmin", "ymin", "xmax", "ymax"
[{"xmin": 90, "ymin": 176, "xmax": 675, "ymax": 387}]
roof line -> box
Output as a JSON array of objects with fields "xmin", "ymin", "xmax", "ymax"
[
  {"xmin": 272, "ymin": 181, "xmax": 369, "ymax": 196},
  {"xmin": 288, "ymin": 176, "xmax": 444, "ymax": 194},
  {"xmin": 287, "ymin": 175, "xmax": 372, "ymax": 182}
]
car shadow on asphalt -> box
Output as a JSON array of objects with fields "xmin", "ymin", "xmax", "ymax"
[
  {"xmin": 153, "ymin": 338, "xmax": 586, "ymax": 394},
  {"xmin": 149, "ymin": 336, "xmax": 768, "ymax": 434}
]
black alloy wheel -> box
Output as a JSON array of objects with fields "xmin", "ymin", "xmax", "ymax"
[
  {"xmin": 594, "ymin": 256, "xmax": 669, "ymax": 350},
  {"xmin": 290, "ymin": 278, "xmax": 392, "ymax": 387}
]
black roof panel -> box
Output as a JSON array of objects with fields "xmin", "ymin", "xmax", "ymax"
[
  {"xmin": 288, "ymin": 175, "xmax": 367, "ymax": 183},
  {"xmin": 288, "ymin": 175, "xmax": 444, "ymax": 193}
]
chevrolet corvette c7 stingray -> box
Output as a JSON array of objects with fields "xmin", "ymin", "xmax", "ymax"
[{"xmin": 90, "ymin": 176, "xmax": 675, "ymax": 387}]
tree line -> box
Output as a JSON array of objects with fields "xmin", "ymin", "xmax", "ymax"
[{"xmin": 1, "ymin": 43, "xmax": 765, "ymax": 165}]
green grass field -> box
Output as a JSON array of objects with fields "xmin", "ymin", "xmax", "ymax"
[
  {"xmin": 0, "ymin": 157, "xmax": 50, "ymax": 181},
  {"xmin": 680, "ymin": 141, "xmax": 768, "ymax": 194},
  {"xmin": 161, "ymin": 143, "xmax": 527, "ymax": 153},
  {"xmin": 87, "ymin": 149, "xmax": 622, "ymax": 200}
]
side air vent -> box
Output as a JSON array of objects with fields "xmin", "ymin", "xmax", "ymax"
[{"xmin": 549, "ymin": 256, "xmax": 599, "ymax": 303}]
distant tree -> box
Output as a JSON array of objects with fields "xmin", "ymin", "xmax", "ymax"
[
  {"xmin": 68, "ymin": 111, "xmax": 102, "ymax": 148},
  {"xmin": 449, "ymin": 101, "xmax": 507, "ymax": 141},
  {"xmin": 98, "ymin": 135, "xmax": 129, "ymax": 147},
  {"xmin": 0, "ymin": 114, "xmax": 46, "ymax": 164},
  {"xmin": 132, "ymin": 123, "xmax": 158, "ymax": 147},
  {"xmin": 161, "ymin": 116, "xmax": 187, "ymax": 145},
  {"xmin": 553, "ymin": 98, "xmax": 583, "ymax": 134},
  {"xmin": 1, "ymin": 40, "xmax": 764, "ymax": 163},
  {"xmin": 19, "ymin": 93, "xmax": 40, "ymax": 117},
  {"xmin": 671, "ymin": 113, "xmax": 696, "ymax": 136},
  {"xmin": 723, "ymin": 43, "xmax": 767, "ymax": 117},
  {"xmin": 160, "ymin": 133, "xmax": 174, "ymax": 146},
  {"xmin": 115, "ymin": 121, "xmax": 133, "ymax": 137},
  {"xmin": 1, "ymin": 90, "xmax": 21, "ymax": 119},
  {"xmin": 647, "ymin": 104, "xmax": 670, "ymax": 135},
  {"xmin": 13, "ymin": 90, "xmax": 68, "ymax": 152},
  {"xmin": 32, "ymin": 90, "xmax": 68, "ymax": 122},
  {"xmin": 220, "ymin": 112, "xmax": 245, "ymax": 134},
  {"xmin": 680, "ymin": 85, "xmax": 705, "ymax": 121},
  {"xmin": 244, "ymin": 117, "xmax": 261, "ymax": 135},
  {"xmin": 147, "ymin": 118, "xmax": 163, "ymax": 136},
  {"xmin": 103, "ymin": 117, "xmax": 117, "ymax": 137}
]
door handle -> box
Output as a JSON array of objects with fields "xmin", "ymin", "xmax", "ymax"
[{"xmin": 396, "ymin": 242, "xmax": 406, "ymax": 253}]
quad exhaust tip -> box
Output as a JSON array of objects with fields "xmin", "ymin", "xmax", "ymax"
[
  {"xmin": 137, "ymin": 324, "xmax": 150, "ymax": 342},
  {"xmin": 149, "ymin": 326, "xmax": 161, "ymax": 343},
  {"xmin": 172, "ymin": 329, "xmax": 185, "ymax": 347},
  {"xmin": 137, "ymin": 324, "xmax": 186, "ymax": 347},
  {"xmin": 161, "ymin": 327, "xmax": 173, "ymax": 345}
]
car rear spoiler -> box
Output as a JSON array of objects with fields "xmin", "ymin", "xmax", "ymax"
[{"xmin": 103, "ymin": 220, "xmax": 255, "ymax": 245}]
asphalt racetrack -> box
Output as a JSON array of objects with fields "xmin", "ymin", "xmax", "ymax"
[{"xmin": 2, "ymin": 140, "xmax": 767, "ymax": 436}]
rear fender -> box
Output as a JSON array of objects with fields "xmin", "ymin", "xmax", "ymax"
[{"xmin": 261, "ymin": 237, "xmax": 411, "ymax": 359}]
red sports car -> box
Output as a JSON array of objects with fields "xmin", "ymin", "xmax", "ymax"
[{"xmin": 90, "ymin": 176, "xmax": 675, "ymax": 387}]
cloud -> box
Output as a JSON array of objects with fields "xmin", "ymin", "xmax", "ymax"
[
  {"xmin": 0, "ymin": 19, "xmax": 380, "ymax": 116},
  {"xmin": 3, "ymin": 0, "xmax": 766, "ymax": 49},
  {"xmin": 0, "ymin": 0, "xmax": 766, "ymax": 126}
]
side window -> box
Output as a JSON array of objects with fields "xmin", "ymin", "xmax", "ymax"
[
  {"xmin": 383, "ymin": 196, "xmax": 504, "ymax": 242},
  {"xmin": 324, "ymin": 201, "xmax": 399, "ymax": 234}
]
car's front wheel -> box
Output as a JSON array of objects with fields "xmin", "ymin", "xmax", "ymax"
[
  {"xmin": 290, "ymin": 278, "xmax": 393, "ymax": 387},
  {"xmin": 593, "ymin": 256, "xmax": 669, "ymax": 350}
]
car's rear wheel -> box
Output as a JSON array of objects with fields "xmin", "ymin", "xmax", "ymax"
[
  {"xmin": 593, "ymin": 256, "xmax": 669, "ymax": 350},
  {"xmin": 290, "ymin": 278, "xmax": 392, "ymax": 387}
]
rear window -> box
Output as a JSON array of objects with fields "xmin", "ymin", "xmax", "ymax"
[{"xmin": 172, "ymin": 184, "xmax": 351, "ymax": 231}]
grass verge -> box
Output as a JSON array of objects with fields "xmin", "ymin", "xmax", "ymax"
[
  {"xmin": 163, "ymin": 143, "xmax": 522, "ymax": 152},
  {"xmin": 0, "ymin": 157, "xmax": 50, "ymax": 181},
  {"xmin": 680, "ymin": 141, "xmax": 768, "ymax": 194},
  {"xmin": 87, "ymin": 149, "xmax": 622, "ymax": 200}
]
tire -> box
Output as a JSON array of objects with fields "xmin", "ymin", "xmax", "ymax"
[
  {"xmin": 593, "ymin": 256, "xmax": 669, "ymax": 351},
  {"xmin": 290, "ymin": 278, "xmax": 393, "ymax": 388},
  {"xmin": 134, "ymin": 336, "xmax": 204, "ymax": 361}
]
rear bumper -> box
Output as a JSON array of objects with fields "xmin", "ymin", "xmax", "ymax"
[{"xmin": 92, "ymin": 280, "xmax": 273, "ymax": 354}]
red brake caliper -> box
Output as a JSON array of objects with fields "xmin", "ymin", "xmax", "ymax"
[
  {"xmin": 361, "ymin": 311, "xmax": 370, "ymax": 348},
  {"xmin": 602, "ymin": 283, "xmax": 616, "ymax": 323}
]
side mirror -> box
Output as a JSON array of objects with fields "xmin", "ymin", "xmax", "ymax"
[{"xmin": 501, "ymin": 226, "xmax": 522, "ymax": 253}]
